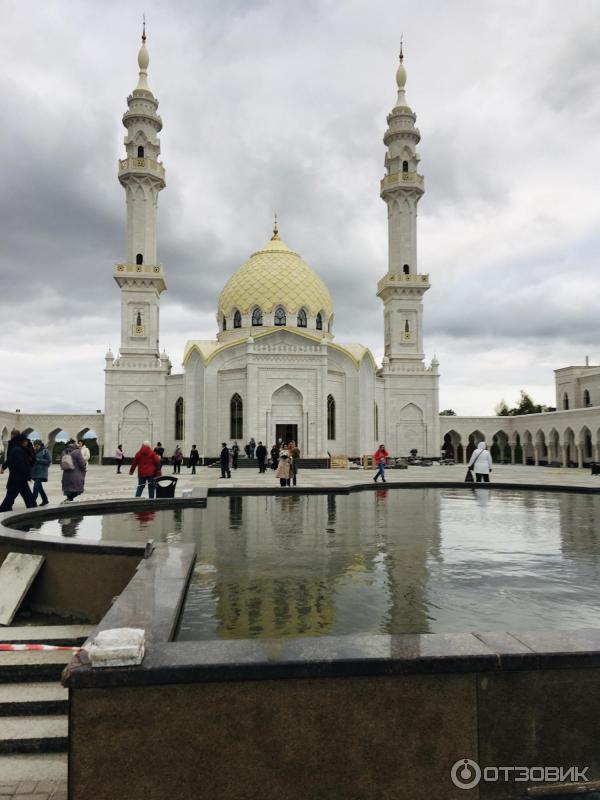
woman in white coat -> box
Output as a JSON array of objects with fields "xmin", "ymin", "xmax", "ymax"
[{"xmin": 468, "ymin": 441, "xmax": 493, "ymax": 482}]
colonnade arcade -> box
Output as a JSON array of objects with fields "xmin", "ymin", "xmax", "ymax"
[{"xmin": 442, "ymin": 412, "xmax": 599, "ymax": 468}]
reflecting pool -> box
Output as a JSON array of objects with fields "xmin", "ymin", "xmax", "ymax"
[{"xmin": 15, "ymin": 488, "xmax": 600, "ymax": 639}]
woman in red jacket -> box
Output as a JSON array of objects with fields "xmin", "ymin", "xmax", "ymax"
[
  {"xmin": 129, "ymin": 441, "xmax": 161, "ymax": 498},
  {"xmin": 373, "ymin": 444, "xmax": 389, "ymax": 483}
]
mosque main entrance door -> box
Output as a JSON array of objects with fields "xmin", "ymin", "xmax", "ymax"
[{"xmin": 276, "ymin": 424, "xmax": 298, "ymax": 445}]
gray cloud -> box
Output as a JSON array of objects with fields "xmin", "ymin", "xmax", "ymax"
[{"xmin": 0, "ymin": 0, "xmax": 599, "ymax": 416}]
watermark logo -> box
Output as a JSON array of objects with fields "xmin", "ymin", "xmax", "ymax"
[
  {"xmin": 450, "ymin": 760, "xmax": 589, "ymax": 790},
  {"xmin": 451, "ymin": 759, "xmax": 481, "ymax": 789}
]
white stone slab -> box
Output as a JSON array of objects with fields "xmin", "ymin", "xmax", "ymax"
[{"xmin": 0, "ymin": 553, "xmax": 45, "ymax": 626}]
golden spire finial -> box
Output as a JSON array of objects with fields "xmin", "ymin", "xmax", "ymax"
[{"xmin": 271, "ymin": 212, "xmax": 280, "ymax": 240}]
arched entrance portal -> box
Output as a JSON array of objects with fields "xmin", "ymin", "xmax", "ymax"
[
  {"xmin": 120, "ymin": 401, "xmax": 151, "ymax": 457},
  {"xmin": 396, "ymin": 403, "xmax": 425, "ymax": 457},
  {"xmin": 270, "ymin": 385, "xmax": 304, "ymax": 452}
]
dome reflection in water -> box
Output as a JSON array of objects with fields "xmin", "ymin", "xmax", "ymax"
[{"xmin": 17, "ymin": 488, "xmax": 600, "ymax": 640}]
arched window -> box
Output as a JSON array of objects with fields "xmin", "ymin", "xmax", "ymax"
[
  {"xmin": 274, "ymin": 307, "xmax": 286, "ymax": 326},
  {"xmin": 136, "ymin": 311, "xmax": 142, "ymax": 327},
  {"xmin": 402, "ymin": 160, "xmax": 409, "ymax": 172},
  {"xmin": 230, "ymin": 394, "xmax": 243, "ymax": 439},
  {"xmin": 316, "ymin": 312, "xmax": 323, "ymax": 331},
  {"xmin": 137, "ymin": 146, "xmax": 145, "ymax": 158},
  {"xmin": 136, "ymin": 253, "xmax": 143, "ymax": 265},
  {"xmin": 405, "ymin": 320, "xmax": 410, "ymax": 333},
  {"xmin": 222, "ymin": 316, "xmax": 227, "ymax": 331},
  {"xmin": 584, "ymin": 390, "xmax": 591, "ymax": 407},
  {"xmin": 175, "ymin": 397, "xmax": 184, "ymax": 440},
  {"xmin": 327, "ymin": 394, "xmax": 336, "ymax": 440},
  {"xmin": 233, "ymin": 310, "xmax": 242, "ymax": 328},
  {"xmin": 252, "ymin": 307, "xmax": 263, "ymax": 326},
  {"xmin": 563, "ymin": 393, "xmax": 569, "ymax": 410},
  {"xmin": 297, "ymin": 308, "xmax": 307, "ymax": 327},
  {"xmin": 374, "ymin": 402, "xmax": 379, "ymax": 440},
  {"xmin": 403, "ymin": 264, "xmax": 410, "ymax": 275}
]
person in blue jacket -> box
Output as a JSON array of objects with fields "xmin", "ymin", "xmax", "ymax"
[{"xmin": 31, "ymin": 440, "xmax": 51, "ymax": 506}]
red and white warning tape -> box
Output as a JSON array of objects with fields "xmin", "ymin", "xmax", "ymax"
[{"xmin": 0, "ymin": 643, "xmax": 81, "ymax": 652}]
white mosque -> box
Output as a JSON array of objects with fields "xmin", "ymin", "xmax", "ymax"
[
  {"xmin": 1, "ymin": 32, "xmax": 599, "ymax": 468},
  {"xmin": 102, "ymin": 33, "xmax": 440, "ymax": 461}
]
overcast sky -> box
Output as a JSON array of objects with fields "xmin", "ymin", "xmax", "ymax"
[{"xmin": 1, "ymin": 0, "xmax": 599, "ymax": 416}]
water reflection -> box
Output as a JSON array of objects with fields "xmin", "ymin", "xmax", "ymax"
[{"xmin": 12, "ymin": 488, "xmax": 600, "ymax": 639}]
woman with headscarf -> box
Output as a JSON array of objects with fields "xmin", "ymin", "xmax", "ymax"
[{"xmin": 467, "ymin": 441, "xmax": 493, "ymax": 482}]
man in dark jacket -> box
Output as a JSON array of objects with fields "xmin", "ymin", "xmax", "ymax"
[
  {"xmin": 189, "ymin": 445, "xmax": 200, "ymax": 475},
  {"xmin": 0, "ymin": 434, "xmax": 36, "ymax": 511},
  {"xmin": 219, "ymin": 443, "xmax": 231, "ymax": 479},
  {"xmin": 256, "ymin": 441, "xmax": 268, "ymax": 473}
]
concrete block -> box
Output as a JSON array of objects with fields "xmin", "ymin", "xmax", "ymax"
[{"xmin": 0, "ymin": 554, "xmax": 45, "ymax": 626}]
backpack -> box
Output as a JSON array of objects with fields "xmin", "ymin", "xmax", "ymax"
[{"xmin": 60, "ymin": 451, "xmax": 75, "ymax": 471}]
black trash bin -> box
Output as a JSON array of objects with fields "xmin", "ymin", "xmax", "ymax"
[{"xmin": 155, "ymin": 476, "xmax": 178, "ymax": 498}]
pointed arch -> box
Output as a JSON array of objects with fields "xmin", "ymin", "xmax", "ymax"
[
  {"xmin": 123, "ymin": 400, "xmax": 149, "ymax": 419},
  {"xmin": 222, "ymin": 315, "xmax": 227, "ymax": 331},
  {"xmin": 251, "ymin": 307, "xmax": 263, "ymax": 326},
  {"xmin": 175, "ymin": 397, "xmax": 184, "ymax": 440},
  {"xmin": 274, "ymin": 307, "xmax": 286, "ymax": 326},
  {"xmin": 563, "ymin": 392, "xmax": 569, "ymax": 410},
  {"xmin": 584, "ymin": 389, "xmax": 591, "ymax": 407},
  {"xmin": 230, "ymin": 393, "xmax": 243, "ymax": 440},
  {"xmin": 316, "ymin": 312, "xmax": 323, "ymax": 331},
  {"xmin": 296, "ymin": 308, "xmax": 307, "ymax": 328},
  {"xmin": 327, "ymin": 394, "xmax": 336, "ymax": 440},
  {"xmin": 580, "ymin": 425, "xmax": 593, "ymax": 460},
  {"xmin": 399, "ymin": 403, "xmax": 423, "ymax": 420},
  {"xmin": 233, "ymin": 310, "xmax": 242, "ymax": 328}
]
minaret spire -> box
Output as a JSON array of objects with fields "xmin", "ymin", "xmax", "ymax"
[{"xmin": 136, "ymin": 17, "xmax": 151, "ymax": 92}]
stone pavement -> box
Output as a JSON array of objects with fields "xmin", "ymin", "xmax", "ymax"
[
  {"xmin": 0, "ymin": 781, "xmax": 66, "ymax": 799},
  {"xmin": 1, "ymin": 461, "xmax": 598, "ymax": 510}
]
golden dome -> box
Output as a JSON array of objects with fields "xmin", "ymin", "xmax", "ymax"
[{"xmin": 218, "ymin": 232, "xmax": 333, "ymax": 320}]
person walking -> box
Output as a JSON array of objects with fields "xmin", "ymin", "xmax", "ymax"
[
  {"xmin": 172, "ymin": 445, "xmax": 183, "ymax": 474},
  {"xmin": 115, "ymin": 444, "xmax": 125, "ymax": 473},
  {"xmin": 0, "ymin": 433, "xmax": 36, "ymax": 511},
  {"xmin": 249, "ymin": 437, "xmax": 256, "ymax": 460},
  {"xmin": 373, "ymin": 444, "xmax": 389, "ymax": 483},
  {"xmin": 232, "ymin": 441, "xmax": 240, "ymax": 470},
  {"xmin": 78, "ymin": 439, "xmax": 90, "ymax": 464},
  {"xmin": 31, "ymin": 440, "xmax": 51, "ymax": 506},
  {"xmin": 220, "ymin": 443, "xmax": 231, "ymax": 479},
  {"xmin": 60, "ymin": 439, "xmax": 87, "ymax": 503},
  {"xmin": 275, "ymin": 450, "xmax": 292, "ymax": 487},
  {"xmin": 129, "ymin": 441, "xmax": 161, "ymax": 498},
  {"xmin": 189, "ymin": 445, "xmax": 200, "ymax": 475},
  {"xmin": 290, "ymin": 441, "xmax": 301, "ymax": 486},
  {"xmin": 154, "ymin": 442, "xmax": 165, "ymax": 467},
  {"xmin": 256, "ymin": 441, "xmax": 267, "ymax": 473},
  {"xmin": 468, "ymin": 441, "xmax": 493, "ymax": 483},
  {"xmin": 1, "ymin": 429, "xmax": 35, "ymax": 474},
  {"xmin": 270, "ymin": 443, "xmax": 279, "ymax": 471}
]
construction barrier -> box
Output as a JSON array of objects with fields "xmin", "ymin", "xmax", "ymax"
[{"xmin": 0, "ymin": 643, "xmax": 81, "ymax": 652}]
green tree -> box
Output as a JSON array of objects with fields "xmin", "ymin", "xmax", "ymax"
[
  {"xmin": 495, "ymin": 399, "xmax": 510, "ymax": 416},
  {"xmin": 439, "ymin": 409, "xmax": 456, "ymax": 416}
]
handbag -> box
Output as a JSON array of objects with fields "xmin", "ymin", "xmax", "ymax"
[{"xmin": 465, "ymin": 449, "xmax": 483, "ymax": 483}]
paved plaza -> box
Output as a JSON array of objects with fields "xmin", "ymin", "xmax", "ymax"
[{"xmin": 2, "ymin": 461, "xmax": 599, "ymax": 510}]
